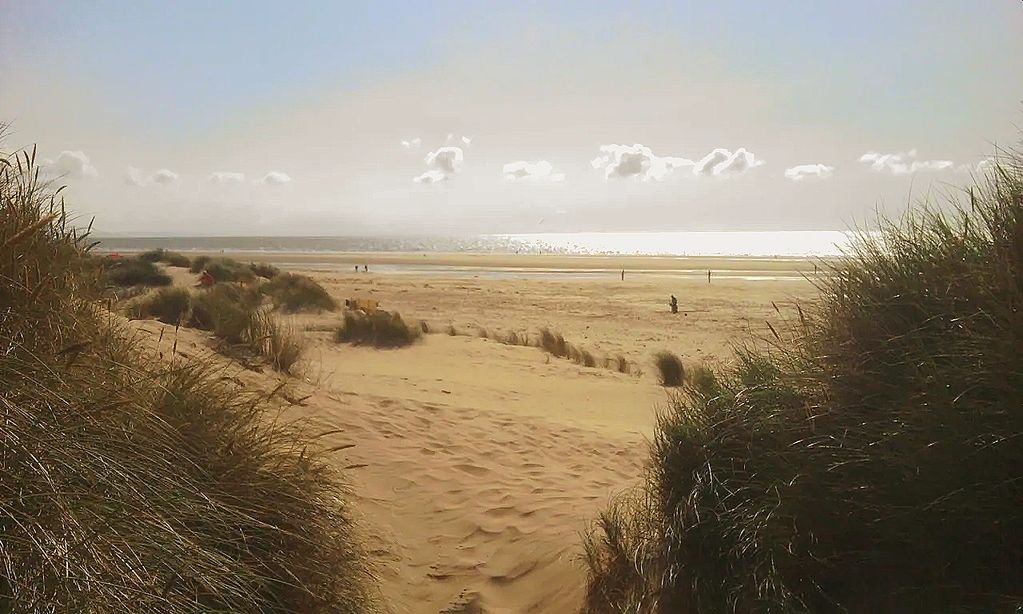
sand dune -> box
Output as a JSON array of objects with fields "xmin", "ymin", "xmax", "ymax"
[{"xmin": 141, "ymin": 258, "xmax": 816, "ymax": 612}]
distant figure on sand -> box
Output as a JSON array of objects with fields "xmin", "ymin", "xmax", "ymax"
[
  {"xmin": 354, "ymin": 265, "xmax": 358, "ymax": 272},
  {"xmin": 708, "ymin": 270, "xmax": 712, "ymax": 283},
  {"xmin": 364, "ymin": 265, "xmax": 368, "ymax": 272},
  {"xmin": 621, "ymin": 269, "xmax": 625, "ymax": 281},
  {"xmin": 670, "ymin": 294, "xmax": 678, "ymax": 314}
]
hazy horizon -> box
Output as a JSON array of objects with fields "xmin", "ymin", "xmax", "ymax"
[{"xmin": 3, "ymin": 1, "xmax": 1022, "ymax": 235}]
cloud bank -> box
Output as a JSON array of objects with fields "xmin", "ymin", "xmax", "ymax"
[
  {"xmin": 591, "ymin": 144, "xmax": 765, "ymax": 181},
  {"xmin": 590, "ymin": 144, "xmax": 693, "ymax": 181},
  {"xmin": 784, "ymin": 163, "xmax": 835, "ymax": 181},
  {"xmin": 858, "ymin": 150, "xmax": 954, "ymax": 175},
  {"xmin": 503, "ymin": 160, "xmax": 565, "ymax": 182}
]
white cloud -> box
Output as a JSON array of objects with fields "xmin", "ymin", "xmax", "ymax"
[
  {"xmin": 152, "ymin": 169, "xmax": 179, "ymax": 185},
  {"xmin": 461, "ymin": 136, "xmax": 473, "ymax": 147},
  {"xmin": 413, "ymin": 170, "xmax": 448, "ymax": 184},
  {"xmin": 39, "ymin": 150, "xmax": 97, "ymax": 179},
  {"xmin": 694, "ymin": 147, "xmax": 764, "ymax": 176},
  {"xmin": 858, "ymin": 149, "xmax": 954, "ymax": 175},
  {"xmin": 261, "ymin": 171, "xmax": 291, "ymax": 185},
  {"xmin": 413, "ymin": 146, "xmax": 464, "ymax": 183},
  {"xmin": 209, "ymin": 171, "xmax": 246, "ymax": 184},
  {"xmin": 401, "ymin": 137, "xmax": 422, "ymax": 150},
  {"xmin": 124, "ymin": 166, "xmax": 178, "ymax": 187},
  {"xmin": 784, "ymin": 163, "xmax": 835, "ymax": 181},
  {"xmin": 590, "ymin": 144, "xmax": 693, "ymax": 181},
  {"xmin": 503, "ymin": 160, "xmax": 565, "ymax": 182}
]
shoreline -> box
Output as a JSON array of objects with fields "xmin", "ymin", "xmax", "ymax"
[{"xmin": 103, "ymin": 249, "xmax": 837, "ymax": 274}]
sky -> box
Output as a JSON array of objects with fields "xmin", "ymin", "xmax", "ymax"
[{"xmin": 1, "ymin": 1, "xmax": 1021, "ymax": 236}]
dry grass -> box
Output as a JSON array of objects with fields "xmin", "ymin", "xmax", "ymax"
[
  {"xmin": 652, "ymin": 350, "xmax": 684, "ymax": 386},
  {"xmin": 0, "ymin": 144, "xmax": 376, "ymax": 612},
  {"xmin": 583, "ymin": 151, "xmax": 1023, "ymax": 612},
  {"xmin": 335, "ymin": 309, "xmax": 422, "ymax": 348},
  {"xmin": 130, "ymin": 286, "xmax": 192, "ymax": 324}
]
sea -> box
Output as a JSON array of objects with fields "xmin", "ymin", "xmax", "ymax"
[{"xmin": 94, "ymin": 231, "xmax": 859, "ymax": 258}]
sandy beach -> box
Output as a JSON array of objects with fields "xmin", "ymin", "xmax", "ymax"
[{"xmin": 147, "ymin": 253, "xmax": 819, "ymax": 612}]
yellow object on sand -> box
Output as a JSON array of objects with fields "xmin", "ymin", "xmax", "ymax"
[{"xmin": 344, "ymin": 298, "xmax": 379, "ymax": 313}]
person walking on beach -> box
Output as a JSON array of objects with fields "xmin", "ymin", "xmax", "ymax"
[
  {"xmin": 670, "ymin": 294, "xmax": 678, "ymax": 314},
  {"xmin": 621, "ymin": 269, "xmax": 625, "ymax": 281},
  {"xmin": 364, "ymin": 264, "xmax": 368, "ymax": 273},
  {"xmin": 707, "ymin": 270, "xmax": 712, "ymax": 283}
]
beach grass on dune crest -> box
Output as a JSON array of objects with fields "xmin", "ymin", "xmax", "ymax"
[
  {"xmin": 582, "ymin": 152, "xmax": 1023, "ymax": 612},
  {"xmin": 0, "ymin": 145, "xmax": 373, "ymax": 612},
  {"xmin": 102, "ymin": 255, "xmax": 172, "ymax": 287},
  {"xmin": 138, "ymin": 247, "xmax": 191, "ymax": 267},
  {"xmin": 260, "ymin": 272, "xmax": 337, "ymax": 313}
]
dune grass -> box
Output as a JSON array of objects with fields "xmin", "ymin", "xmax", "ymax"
[
  {"xmin": 335, "ymin": 309, "xmax": 421, "ymax": 348},
  {"xmin": 138, "ymin": 247, "xmax": 191, "ymax": 267},
  {"xmin": 249, "ymin": 261, "xmax": 281, "ymax": 279},
  {"xmin": 582, "ymin": 153, "xmax": 1023, "ymax": 612},
  {"xmin": 0, "ymin": 146, "xmax": 375, "ymax": 612},
  {"xmin": 652, "ymin": 350, "xmax": 684, "ymax": 386},
  {"xmin": 102, "ymin": 256, "xmax": 172, "ymax": 287},
  {"xmin": 130, "ymin": 286, "xmax": 192, "ymax": 324},
  {"xmin": 190, "ymin": 255, "xmax": 255, "ymax": 282},
  {"xmin": 260, "ymin": 272, "xmax": 337, "ymax": 313}
]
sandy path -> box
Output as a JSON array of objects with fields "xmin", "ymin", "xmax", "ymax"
[{"xmin": 292, "ymin": 334, "xmax": 663, "ymax": 612}]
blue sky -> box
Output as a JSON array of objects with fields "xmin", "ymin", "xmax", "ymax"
[{"xmin": 1, "ymin": 1, "xmax": 1021, "ymax": 234}]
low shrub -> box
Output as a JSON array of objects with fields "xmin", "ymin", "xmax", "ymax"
[
  {"xmin": 260, "ymin": 272, "xmax": 337, "ymax": 312},
  {"xmin": 335, "ymin": 309, "xmax": 421, "ymax": 348},
  {"xmin": 653, "ymin": 350, "xmax": 684, "ymax": 386},
  {"xmin": 131, "ymin": 287, "xmax": 192, "ymax": 324}
]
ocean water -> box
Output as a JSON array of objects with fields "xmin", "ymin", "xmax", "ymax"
[{"xmin": 95, "ymin": 230, "xmax": 858, "ymax": 258}]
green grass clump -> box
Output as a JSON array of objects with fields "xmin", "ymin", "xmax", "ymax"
[
  {"xmin": 102, "ymin": 256, "xmax": 172, "ymax": 287},
  {"xmin": 335, "ymin": 309, "xmax": 421, "ymax": 348},
  {"xmin": 191, "ymin": 283, "xmax": 262, "ymax": 343},
  {"xmin": 138, "ymin": 247, "xmax": 191, "ymax": 267},
  {"xmin": 583, "ymin": 153, "xmax": 1023, "ymax": 612},
  {"xmin": 653, "ymin": 350, "xmax": 684, "ymax": 386},
  {"xmin": 190, "ymin": 255, "xmax": 254, "ymax": 282},
  {"xmin": 0, "ymin": 145, "xmax": 375, "ymax": 612},
  {"xmin": 260, "ymin": 272, "xmax": 337, "ymax": 312},
  {"xmin": 131, "ymin": 286, "xmax": 192, "ymax": 324}
]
